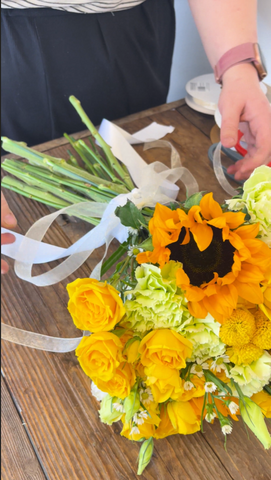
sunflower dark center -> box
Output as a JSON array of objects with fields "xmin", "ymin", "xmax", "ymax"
[{"xmin": 167, "ymin": 226, "xmax": 235, "ymax": 287}]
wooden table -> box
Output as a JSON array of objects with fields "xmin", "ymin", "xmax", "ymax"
[{"xmin": 1, "ymin": 100, "xmax": 271, "ymax": 480}]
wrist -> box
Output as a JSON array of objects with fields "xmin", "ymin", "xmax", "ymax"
[{"xmin": 222, "ymin": 63, "xmax": 259, "ymax": 85}]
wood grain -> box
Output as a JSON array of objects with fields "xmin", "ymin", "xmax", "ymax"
[
  {"xmin": 1, "ymin": 373, "xmax": 46, "ymax": 480},
  {"xmin": 1, "ymin": 102, "xmax": 270, "ymax": 480}
]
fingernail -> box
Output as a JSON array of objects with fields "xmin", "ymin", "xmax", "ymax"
[{"xmin": 4, "ymin": 213, "xmax": 16, "ymax": 225}]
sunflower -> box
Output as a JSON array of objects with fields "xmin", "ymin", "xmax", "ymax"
[{"xmin": 137, "ymin": 193, "xmax": 271, "ymax": 323}]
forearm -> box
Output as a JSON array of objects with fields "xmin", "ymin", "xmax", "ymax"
[{"xmin": 188, "ymin": 0, "xmax": 258, "ymax": 68}]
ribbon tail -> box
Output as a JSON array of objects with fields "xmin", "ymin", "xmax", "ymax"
[{"xmin": 1, "ymin": 323, "xmax": 83, "ymax": 353}]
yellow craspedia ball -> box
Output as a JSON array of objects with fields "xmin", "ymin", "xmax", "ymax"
[
  {"xmin": 227, "ymin": 343, "xmax": 263, "ymax": 365},
  {"xmin": 220, "ymin": 309, "xmax": 256, "ymax": 346},
  {"xmin": 252, "ymin": 310, "xmax": 271, "ymax": 350}
]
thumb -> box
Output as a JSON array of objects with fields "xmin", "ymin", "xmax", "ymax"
[{"xmin": 219, "ymin": 101, "xmax": 241, "ymax": 149}]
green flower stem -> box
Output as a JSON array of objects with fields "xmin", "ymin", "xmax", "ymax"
[
  {"xmin": 69, "ymin": 96, "xmax": 134, "ymax": 191},
  {"xmin": 64, "ymin": 134, "xmax": 97, "ymax": 175},
  {"xmin": 1, "ymin": 176, "xmax": 100, "ymax": 226},
  {"xmin": 101, "ymin": 241, "xmax": 129, "ymax": 277},
  {"xmin": 1, "ymin": 176, "xmax": 69, "ymax": 209},
  {"xmin": 42, "ymin": 158, "xmax": 129, "ymax": 195},
  {"xmin": 2, "ymin": 159, "xmax": 115, "ymax": 203},
  {"xmin": 67, "ymin": 150, "xmax": 80, "ymax": 167},
  {"xmin": 1, "ymin": 137, "xmax": 129, "ymax": 195},
  {"xmin": 78, "ymin": 139, "xmax": 121, "ymax": 183}
]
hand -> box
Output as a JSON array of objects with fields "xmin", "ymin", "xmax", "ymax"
[
  {"xmin": 1, "ymin": 191, "xmax": 17, "ymax": 274},
  {"xmin": 218, "ymin": 63, "xmax": 271, "ymax": 180}
]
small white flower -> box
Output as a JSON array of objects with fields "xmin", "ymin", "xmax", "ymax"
[
  {"xmin": 91, "ymin": 382, "xmax": 108, "ymax": 402},
  {"xmin": 204, "ymin": 382, "xmax": 217, "ymax": 393},
  {"xmin": 228, "ymin": 402, "xmax": 239, "ymax": 415},
  {"xmin": 205, "ymin": 412, "xmax": 216, "ymax": 423},
  {"xmin": 133, "ymin": 410, "xmax": 148, "ymax": 425},
  {"xmin": 196, "ymin": 358, "xmax": 209, "ymax": 370},
  {"xmin": 211, "ymin": 355, "xmax": 230, "ymax": 373},
  {"xmin": 184, "ymin": 381, "xmax": 194, "ymax": 391},
  {"xmin": 140, "ymin": 387, "xmax": 154, "ymax": 405},
  {"xmin": 113, "ymin": 402, "xmax": 124, "ymax": 413},
  {"xmin": 222, "ymin": 425, "xmax": 232, "ymax": 435},
  {"xmin": 191, "ymin": 364, "xmax": 204, "ymax": 378},
  {"xmin": 130, "ymin": 426, "xmax": 140, "ymax": 435}
]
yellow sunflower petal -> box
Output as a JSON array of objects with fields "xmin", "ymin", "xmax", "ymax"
[
  {"xmin": 188, "ymin": 300, "xmax": 208, "ymax": 319},
  {"xmin": 237, "ymin": 263, "xmax": 265, "ymax": 284},
  {"xmin": 200, "ymin": 192, "xmax": 222, "ymax": 220},
  {"xmin": 176, "ymin": 268, "xmax": 190, "ymax": 287},
  {"xmin": 233, "ymin": 280, "xmax": 264, "ymax": 305},
  {"xmin": 235, "ymin": 223, "xmax": 260, "ymax": 239},
  {"xmin": 223, "ymin": 211, "xmax": 246, "ymax": 229},
  {"xmin": 191, "ymin": 223, "xmax": 213, "ymax": 251}
]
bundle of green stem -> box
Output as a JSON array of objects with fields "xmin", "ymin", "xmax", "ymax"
[{"xmin": 1, "ymin": 96, "xmax": 135, "ymax": 226}]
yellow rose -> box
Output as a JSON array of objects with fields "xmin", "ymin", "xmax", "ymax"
[
  {"xmin": 93, "ymin": 362, "xmax": 136, "ymax": 399},
  {"xmin": 75, "ymin": 332, "xmax": 123, "ymax": 381},
  {"xmin": 167, "ymin": 400, "xmax": 201, "ymax": 435},
  {"xmin": 251, "ymin": 391, "xmax": 271, "ymax": 418},
  {"xmin": 154, "ymin": 404, "xmax": 178, "ymax": 439},
  {"xmin": 146, "ymin": 370, "xmax": 183, "ymax": 403},
  {"xmin": 67, "ymin": 278, "xmax": 125, "ymax": 332},
  {"xmin": 139, "ymin": 329, "xmax": 192, "ymax": 378},
  {"xmin": 176, "ymin": 375, "xmax": 205, "ymax": 402}
]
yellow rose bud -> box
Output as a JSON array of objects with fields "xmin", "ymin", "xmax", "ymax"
[
  {"xmin": 124, "ymin": 337, "xmax": 141, "ymax": 364},
  {"xmin": 138, "ymin": 329, "xmax": 192, "ymax": 379},
  {"xmin": 93, "ymin": 362, "xmax": 136, "ymax": 400},
  {"xmin": 67, "ymin": 278, "xmax": 125, "ymax": 332},
  {"xmin": 167, "ymin": 400, "xmax": 201, "ymax": 435},
  {"xmin": 251, "ymin": 391, "xmax": 271, "ymax": 418},
  {"xmin": 154, "ymin": 404, "xmax": 178, "ymax": 439},
  {"xmin": 75, "ymin": 332, "xmax": 123, "ymax": 381}
]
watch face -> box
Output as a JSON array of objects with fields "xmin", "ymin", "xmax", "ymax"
[{"xmin": 254, "ymin": 43, "xmax": 268, "ymax": 79}]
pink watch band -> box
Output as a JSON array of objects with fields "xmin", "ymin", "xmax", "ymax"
[{"xmin": 214, "ymin": 43, "xmax": 256, "ymax": 84}]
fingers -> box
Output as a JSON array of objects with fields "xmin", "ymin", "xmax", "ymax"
[
  {"xmin": 219, "ymin": 98, "xmax": 241, "ymax": 149},
  {"xmin": 1, "ymin": 232, "xmax": 16, "ymax": 245},
  {"xmin": 1, "ymin": 191, "xmax": 17, "ymax": 228},
  {"xmin": 1, "ymin": 258, "xmax": 9, "ymax": 275}
]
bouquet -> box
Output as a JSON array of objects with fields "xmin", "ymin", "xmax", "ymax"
[
  {"xmin": 65, "ymin": 170, "xmax": 271, "ymax": 474},
  {"xmin": 2, "ymin": 98, "xmax": 271, "ymax": 476}
]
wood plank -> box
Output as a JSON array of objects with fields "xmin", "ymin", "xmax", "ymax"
[
  {"xmin": 1, "ymin": 373, "xmax": 46, "ymax": 480},
  {"xmin": 176, "ymin": 103, "xmax": 216, "ymax": 138}
]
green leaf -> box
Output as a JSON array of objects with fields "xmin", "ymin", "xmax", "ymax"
[
  {"xmin": 123, "ymin": 336, "xmax": 141, "ymax": 353},
  {"xmin": 111, "ymin": 328, "xmax": 127, "ymax": 338},
  {"xmin": 115, "ymin": 200, "xmax": 146, "ymax": 229},
  {"xmin": 184, "ymin": 192, "xmax": 204, "ymax": 209}
]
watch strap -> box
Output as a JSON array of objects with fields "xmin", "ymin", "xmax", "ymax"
[{"xmin": 214, "ymin": 43, "xmax": 256, "ymax": 84}]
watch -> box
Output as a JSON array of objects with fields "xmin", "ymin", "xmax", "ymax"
[{"xmin": 214, "ymin": 42, "xmax": 267, "ymax": 84}]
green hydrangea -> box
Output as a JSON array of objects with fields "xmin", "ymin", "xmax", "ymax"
[
  {"xmin": 179, "ymin": 313, "xmax": 226, "ymax": 361},
  {"xmin": 229, "ymin": 351, "xmax": 271, "ymax": 397},
  {"xmin": 122, "ymin": 262, "xmax": 191, "ymax": 333},
  {"xmin": 226, "ymin": 166, "xmax": 271, "ymax": 246}
]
